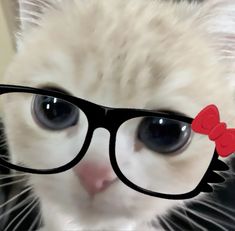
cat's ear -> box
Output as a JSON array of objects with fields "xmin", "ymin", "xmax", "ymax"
[
  {"xmin": 18, "ymin": 0, "xmax": 58, "ymax": 31},
  {"xmin": 17, "ymin": 0, "xmax": 58, "ymax": 49},
  {"xmin": 199, "ymin": 0, "xmax": 235, "ymax": 85},
  {"xmin": 200, "ymin": 1, "xmax": 235, "ymax": 63}
]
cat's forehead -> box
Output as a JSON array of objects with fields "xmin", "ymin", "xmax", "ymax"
[{"xmin": 4, "ymin": 0, "xmax": 228, "ymax": 112}]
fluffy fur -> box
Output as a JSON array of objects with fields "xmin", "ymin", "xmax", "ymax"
[{"xmin": 2, "ymin": 0, "xmax": 235, "ymax": 230}]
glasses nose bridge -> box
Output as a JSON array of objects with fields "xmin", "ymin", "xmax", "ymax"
[{"xmin": 88, "ymin": 106, "xmax": 114, "ymax": 132}]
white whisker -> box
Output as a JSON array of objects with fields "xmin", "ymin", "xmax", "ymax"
[
  {"xmin": 0, "ymin": 143, "xmax": 8, "ymax": 149},
  {"xmin": 12, "ymin": 200, "xmax": 40, "ymax": 231},
  {"xmin": 201, "ymin": 198, "xmax": 235, "ymax": 213},
  {"xmin": 0, "ymin": 195, "xmax": 35, "ymax": 220},
  {"xmin": 4, "ymin": 197, "xmax": 39, "ymax": 231},
  {"xmin": 28, "ymin": 212, "xmax": 41, "ymax": 231},
  {"xmin": 178, "ymin": 206, "xmax": 195, "ymax": 230},
  {"xmin": 38, "ymin": 211, "xmax": 43, "ymax": 229},
  {"xmin": 162, "ymin": 216, "xmax": 182, "ymax": 231},
  {"xmin": 0, "ymin": 178, "xmax": 28, "ymax": 188},
  {"xmin": 182, "ymin": 207, "xmax": 229, "ymax": 231},
  {"xmin": 0, "ymin": 187, "xmax": 32, "ymax": 209},
  {"xmin": 0, "ymin": 173, "xmax": 29, "ymax": 180},
  {"xmin": 195, "ymin": 201, "xmax": 235, "ymax": 221},
  {"xmin": 0, "ymin": 154, "xmax": 8, "ymax": 157},
  {"xmin": 159, "ymin": 217, "xmax": 174, "ymax": 231},
  {"xmin": 172, "ymin": 209, "xmax": 206, "ymax": 231}
]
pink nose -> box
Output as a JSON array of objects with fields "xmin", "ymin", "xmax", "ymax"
[{"xmin": 73, "ymin": 162, "xmax": 117, "ymax": 196}]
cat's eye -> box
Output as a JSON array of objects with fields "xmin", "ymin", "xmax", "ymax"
[
  {"xmin": 32, "ymin": 94, "xmax": 79, "ymax": 130},
  {"xmin": 137, "ymin": 116, "xmax": 191, "ymax": 154}
]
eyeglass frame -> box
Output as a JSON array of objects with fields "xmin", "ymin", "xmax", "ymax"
[{"xmin": 0, "ymin": 84, "xmax": 228, "ymax": 200}]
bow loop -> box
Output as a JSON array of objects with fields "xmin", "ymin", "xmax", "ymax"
[
  {"xmin": 192, "ymin": 105, "xmax": 220, "ymax": 134},
  {"xmin": 192, "ymin": 105, "xmax": 235, "ymax": 158}
]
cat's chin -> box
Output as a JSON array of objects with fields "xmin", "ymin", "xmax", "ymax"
[
  {"xmin": 58, "ymin": 199, "xmax": 155, "ymax": 229},
  {"xmin": 63, "ymin": 191, "xmax": 153, "ymax": 221},
  {"xmin": 60, "ymin": 195, "xmax": 177, "ymax": 230},
  {"xmin": 50, "ymin": 189, "xmax": 175, "ymax": 229},
  {"xmin": 33, "ymin": 172, "xmax": 179, "ymax": 229}
]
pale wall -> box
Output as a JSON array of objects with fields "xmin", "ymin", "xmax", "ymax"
[{"xmin": 0, "ymin": 1, "xmax": 14, "ymax": 81}]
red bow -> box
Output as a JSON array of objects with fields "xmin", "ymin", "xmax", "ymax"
[{"xmin": 192, "ymin": 105, "xmax": 235, "ymax": 158}]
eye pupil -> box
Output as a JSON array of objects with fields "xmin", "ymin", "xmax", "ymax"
[
  {"xmin": 43, "ymin": 97, "xmax": 71, "ymax": 122},
  {"xmin": 138, "ymin": 116, "xmax": 191, "ymax": 154},
  {"xmin": 33, "ymin": 93, "xmax": 79, "ymax": 130}
]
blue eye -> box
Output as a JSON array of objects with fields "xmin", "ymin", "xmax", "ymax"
[
  {"xmin": 137, "ymin": 116, "xmax": 191, "ymax": 154},
  {"xmin": 32, "ymin": 91, "xmax": 79, "ymax": 131}
]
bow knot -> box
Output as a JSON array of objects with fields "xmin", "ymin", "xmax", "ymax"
[
  {"xmin": 208, "ymin": 122, "xmax": 226, "ymax": 141},
  {"xmin": 192, "ymin": 105, "xmax": 235, "ymax": 157}
]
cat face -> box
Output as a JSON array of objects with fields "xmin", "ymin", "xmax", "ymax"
[{"xmin": 2, "ymin": 0, "xmax": 235, "ymax": 229}]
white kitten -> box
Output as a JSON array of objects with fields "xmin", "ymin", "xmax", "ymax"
[{"xmin": 2, "ymin": 0, "xmax": 235, "ymax": 230}]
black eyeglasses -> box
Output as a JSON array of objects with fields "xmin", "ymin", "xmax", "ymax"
[{"xmin": 0, "ymin": 84, "xmax": 228, "ymax": 199}]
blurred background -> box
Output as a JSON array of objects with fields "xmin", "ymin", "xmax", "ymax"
[{"xmin": 0, "ymin": 0, "xmax": 16, "ymax": 80}]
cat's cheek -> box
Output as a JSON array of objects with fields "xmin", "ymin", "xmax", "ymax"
[{"xmin": 30, "ymin": 172, "xmax": 84, "ymax": 208}]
